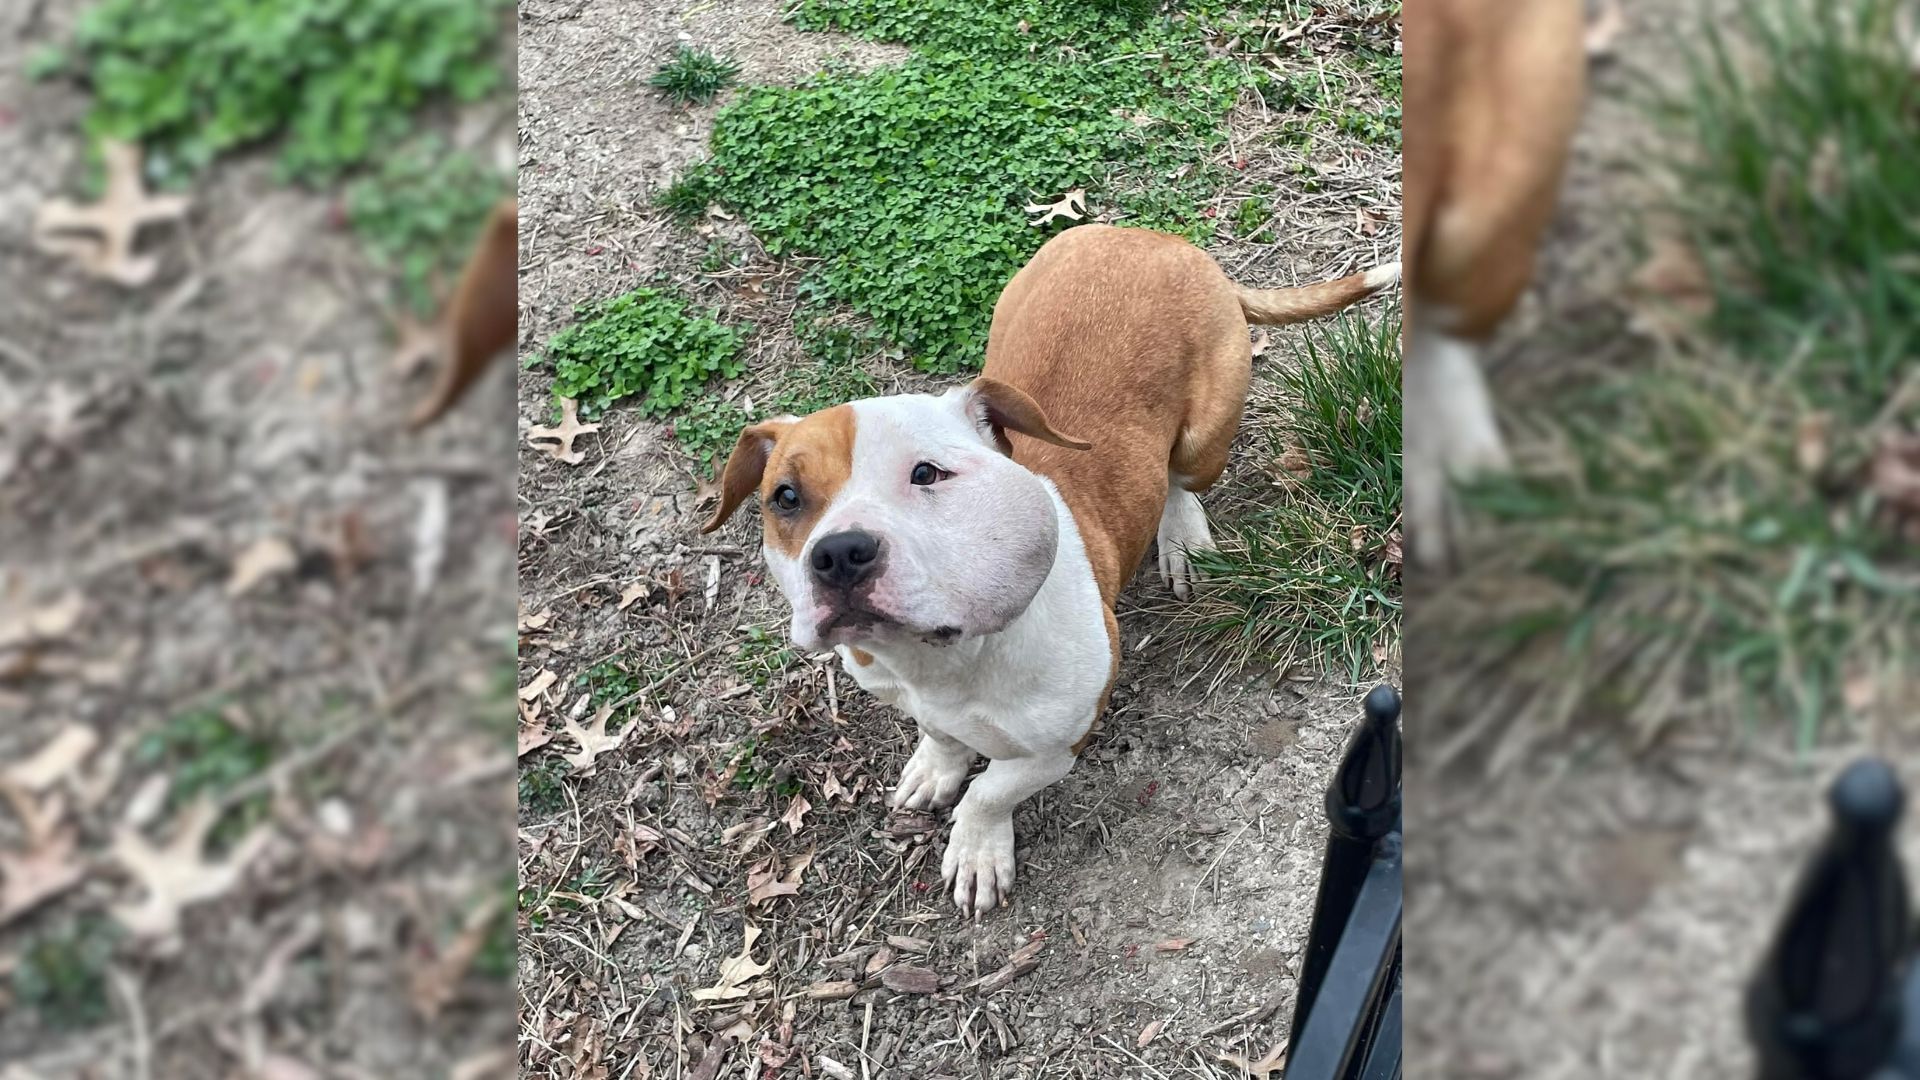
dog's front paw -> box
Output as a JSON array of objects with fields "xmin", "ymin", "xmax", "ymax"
[
  {"xmin": 942, "ymin": 812, "xmax": 1016, "ymax": 918},
  {"xmin": 891, "ymin": 735, "xmax": 973, "ymax": 811}
]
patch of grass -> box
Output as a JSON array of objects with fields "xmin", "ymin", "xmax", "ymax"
[
  {"xmin": 1178, "ymin": 311, "xmax": 1402, "ymax": 680},
  {"xmin": 13, "ymin": 917, "xmax": 120, "ymax": 1030},
  {"xmin": 1447, "ymin": 0, "xmax": 1919, "ymax": 745},
  {"xmin": 705, "ymin": 0, "xmax": 1257, "ymax": 371},
  {"xmin": 574, "ymin": 659, "xmax": 641, "ymax": 710},
  {"xmin": 656, "ymin": 165, "xmax": 716, "ymax": 223},
  {"xmin": 1233, "ymin": 196, "xmax": 1274, "ymax": 242},
  {"xmin": 539, "ymin": 287, "xmax": 748, "ymax": 418},
  {"xmin": 61, "ymin": 0, "xmax": 507, "ymax": 183},
  {"xmin": 650, "ymin": 46, "xmax": 740, "ymax": 105},
  {"xmin": 347, "ymin": 138, "xmax": 509, "ymax": 316}
]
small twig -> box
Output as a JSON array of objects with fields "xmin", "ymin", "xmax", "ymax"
[{"xmin": 108, "ymin": 965, "xmax": 152, "ymax": 1080}]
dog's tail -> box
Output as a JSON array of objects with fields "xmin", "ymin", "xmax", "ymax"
[
  {"xmin": 410, "ymin": 198, "xmax": 519, "ymax": 429},
  {"xmin": 1235, "ymin": 261, "xmax": 1400, "ymax": 326}
]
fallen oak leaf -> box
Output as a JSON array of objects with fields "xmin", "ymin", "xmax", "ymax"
[
  {"xmin": 0, "ymin": 787, "xmax": 87, "ymax": 928},
  {"xmin": 5, "ymin": 723, "xmax": 98, "ymax": 792},
  {"xmin": 527, "ymin": 397, "xmax": 601, "ymax": 464},
  {"xmin": 746, "ymin": 859, "xmax": 800, "ymax": 907},
  {"xmin": 32, "ymin": 140, "xmax": 190, "ymax": 286},
  {"xmin": 692, "ymin": 924, "xmax": 772, "ymax": 1001},
  {"xmin": 227, "ymin": 536, "xmax": 298, "ymax": 597},
  {"xmin": 1137, "ymin": 1019, "xmax": 1165, "ymax": 1048},
  {"xmin": 518, "ymin": 668, "xmax": 557, "ymax": 701},
  {"xmin": 110, "ymin": 799, "xmax": 273, "ymax": 951},
  {"xmin": 562, "ymin": 705, "xmax": 626, "ymax": 773},
  {"xmin": 517, "ymin": 724, "xmax": 553, "ymax": 758},
  {"xmin": 0, "ymin": 589, "xmax": 86, "ymax": 651},
  {"xmin": 1024, "ymin": 188, "xmax": 1087, "ymax": 227},
  {"xmin": 779, "ymin": 792, "xmax": 812, "ymax": 834}
]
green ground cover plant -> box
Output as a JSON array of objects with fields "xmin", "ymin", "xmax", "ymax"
[{"xmin": 57, "ymin": 0, "xmax": 507, "ymax": 183}]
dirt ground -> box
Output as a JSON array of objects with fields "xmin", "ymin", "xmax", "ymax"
[
  {"xmin": 0, "ymin": 3, "xmax": 519, "ymax": 1077},
  {"xmin": 514, "ymin": 2, "xmax": 1399, "ymax": 1076},
  {"xmin": 1404, "ymin": 0, "xmax": 1920, "ymax": 1075}
]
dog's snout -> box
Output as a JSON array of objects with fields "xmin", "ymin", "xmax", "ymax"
[{"xmin": 810, "ymin": 529, "xmax": 881, "ymax": 589}]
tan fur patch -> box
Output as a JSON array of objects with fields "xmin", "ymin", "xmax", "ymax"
[
  {"xmin": 1404, "ymin": 0, "xmax": 1584, "ymax": 339},
  {"xmin": 848, "ymin": 647, "xmax": 874, "ymax": 667},
  {"xmin": 760, "ymin": 405, "xmax": 858, "ymax": 558}
]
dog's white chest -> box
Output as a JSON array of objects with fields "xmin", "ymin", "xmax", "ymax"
[{"xmin": 837, "ymin": 650, "xmax": 1035, "ymax": 759}]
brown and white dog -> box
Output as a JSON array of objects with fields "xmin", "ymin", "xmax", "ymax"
[
  {"xmin": 1403, "ymin": 0, "xmax": 1585, "ymax": 567},
  {"xmin": 703, "ymin": 224, "xmax": 1396, "ymax": 915}
]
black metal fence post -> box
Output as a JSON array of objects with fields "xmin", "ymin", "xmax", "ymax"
[
  {"xmin": 1748, "ymin": 758, "xmax": 1917, "ymax": 1079},
  {"xmin": 1283, "ymin": 684, "xmax": 1403, "ymax": 1080}
]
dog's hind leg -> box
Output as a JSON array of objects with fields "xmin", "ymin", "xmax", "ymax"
[
  {"xmin": 1159, "ymin": 329, "xmax": 1253, "ymax": 597},
  {"xmin": 1156, "ymin": 473, "xmax": 1215, "ymax": 600},
  {"xmin": 1406, "ymin": 307, "xmax": 1509, "ymax": 569}
]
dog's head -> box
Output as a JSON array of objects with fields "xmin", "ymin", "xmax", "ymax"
[{"xmin": 702, "ymin": 377, "xmax": 1090, "ymax": 652}]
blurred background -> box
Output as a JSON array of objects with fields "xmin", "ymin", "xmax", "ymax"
[
  {"xmin": 0, "ymin": 1, "xmax": 518, "ymax": 1076},
  {"xmin": 1407, "ymin": 0, "xmax": 1919, "ymax": 1074}
]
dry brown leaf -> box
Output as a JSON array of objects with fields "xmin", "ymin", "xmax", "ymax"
[
  {"xmin": 527, "ymin": 398, "xmax": 601, "ymax": 464},
  {"xmin": 517, "ymin": 724, "xmax": 553, "ymax": 758},
  {"xmin": 5, "ymin": 723, "xmax": 98, "ymax": 792},
  {"xmin": 691, "ymin": 924, "xmax": 772, "ymax": 1001},
  {"xmin": 111, "ymin": 800, "xmax": 272, "ymax": 949},
  {"xmin": 518, "ymin": 605, "xmax": 552, "ymax": 634},
  {"xmin": 0, "ymin": 590, "xmax": 85, "ymax": 651},
  {"xmin": 1155, "ymin": 937, "xmax": 1197, "ymax": 952},
  {"xmin": 518, "ymin": 668, "xmax": 557, "ymax": 701},
  {"xmin": 33, "ymin": 140, "xmax": 191, "ymax": 286},
  {"xmin": 1355, "ymin": 206, "xmax": 1385, "ymax": 236},
  {"xmin": 227, "ymin": 537, "xmax": 298, "ymax": 597},
  {"xmin": 411, "ymin": 894, "xmax": 503, "ymax": 1020},
  {"xmin": 0, "ymin": 789, "xmax": 87, "ymax": 928},
  {"xmin": 562, "ymin": 705, "xmax": 626, "ymax": 773},
  {"xmin": 617, "ymin": 581, "xmax": 648, "ymax": 610},
  {"xmin": 1274, "ymin": 446, "xmax": 1312, "ymax": 478},
  {"xmin": 1137, "ymin": 1019, "xmax": 1165, "ymax": 1047},
  {"xmin": 1024, "ymin": 189, "xmax": 1087, "ymax": 227},
  {"xmin": 880, "ymin": 964, "xmax": 940, "ymax": 994},
  {"xmin": 746, "ymin": 858, "xmax": 800, "ymax": 907},
  {"xmin": 778, "ymin": 792, "xmax": 812, "ymax": 835}
]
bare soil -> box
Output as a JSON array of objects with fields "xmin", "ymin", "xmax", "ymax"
[
  {"xmin": 0, "ymin": 3, "xmax": 519, "ymax": 1077},
  {"xmin": 514, "ymin": 2, "xmax": 1400, "ymax": 1076}
]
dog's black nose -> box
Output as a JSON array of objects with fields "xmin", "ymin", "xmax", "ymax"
[{"xmin": 810, "ymin": 530, "xmax": 881, "ymax": 589}]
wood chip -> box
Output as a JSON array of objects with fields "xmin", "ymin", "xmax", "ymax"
[
  {"xmin": 879, "ymin": 964, "xmax": 940, "ymax": 995},
  {"xmin": 807, "ymin": 980, "xmax": 860, "ymax": 1001}
]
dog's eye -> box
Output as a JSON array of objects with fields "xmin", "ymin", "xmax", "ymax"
[
  {"xmin": 771, "ymin": 484, "xmax": 800, "ymax": 512},
  {"xmin": 910, "ymin": 462, "xmax": 947, "ymax": 487}
]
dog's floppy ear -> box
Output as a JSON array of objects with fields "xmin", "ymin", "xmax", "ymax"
[
  {"xmin": 961, "ymin": 376, "xmax": 1091, "ymax": 455},
  {"xmin": 701, "ymin": 418, "xmax": 794, "ymax": 533}
]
